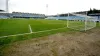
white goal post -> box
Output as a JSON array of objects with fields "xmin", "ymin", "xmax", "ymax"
[{"xmin": 67, "ymin": 13, "xmax": 97, "ymax": 31}]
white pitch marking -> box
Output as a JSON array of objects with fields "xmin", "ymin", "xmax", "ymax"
[
  {"xmin": 32, "ymin": 27, "xmax": 67, "ymax": 33},
  {"xmin": 29, "ymin": 24, "xmax": 33, "ymax": 33},
  {"xmin": 0, "ymin": 27, "xmax": 67, "ymax": 38}
]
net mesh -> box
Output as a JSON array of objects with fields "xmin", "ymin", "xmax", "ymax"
[{"xmin": 67, "ymin": 13, "xmax": 96, "ymax": 31}]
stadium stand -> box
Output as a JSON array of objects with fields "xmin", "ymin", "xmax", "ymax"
[
  {"xmin": 0, "ymin": 13, "xmax": 9, "ymax": 19},
  {"xmin": 88, "ymin": 13, "xmax": 100, "ymax": 22},
  {"xmin": 12, "ymin": 12, "xmax": 45, "ymax": 18},
  {"xmin": 0, "ymin": 12, "xmax": 45, "ymax": 19}
]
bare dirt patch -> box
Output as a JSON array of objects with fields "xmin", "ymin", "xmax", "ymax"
[{"xmin": 2, "ymin": 28, "xmax": 100, "ymax": 56}]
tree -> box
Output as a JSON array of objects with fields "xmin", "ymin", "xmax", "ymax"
[
  {"xmin": 87, "ymin": 8, "xmax": 100, "ymax": 14},
  {"xmin": 0, "ymin": 9, "xmax": 4, "ymax": 11},
  {"xmin": 87, "ymin": 8, "xmax": 93, "ymax": 14}
]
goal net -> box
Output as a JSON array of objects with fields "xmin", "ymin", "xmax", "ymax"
[{"xmin": 67, "ymin": 13, "xmax": 97, "ymax": 31}]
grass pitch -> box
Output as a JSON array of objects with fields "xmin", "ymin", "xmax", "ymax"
[
  {"xmin": 0, "ymin": 19, "xmax": 67, "ymax": 37},
  {"xmin": 0, "ymin": 19, "xmax": 100, "ymax": 56},
  {"xmin": 0, "ymin": 22, "xmax": 100, "ymax": 56},
  {"xmin": 0, "ymin": 19, "xmax": 99, "ymax": 46},
  {"xmin": 0, "ymin": 19, "xmax": 71, "ymax": 45}
]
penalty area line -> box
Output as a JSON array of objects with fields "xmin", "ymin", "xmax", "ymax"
[{"xmin": 29, "ymin": 24, "xmax": 33, "ymax": 33}]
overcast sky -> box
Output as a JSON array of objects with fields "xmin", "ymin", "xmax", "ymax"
[{"xmin": 0, "ymin": 0, "xmax": 100, "ymax": 15}]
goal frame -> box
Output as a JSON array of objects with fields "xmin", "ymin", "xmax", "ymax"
[{"xmin": 67, "ymin": 13, "xmax": 97, "ymax": 31}]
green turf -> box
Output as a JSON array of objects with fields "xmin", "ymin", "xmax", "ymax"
[
  {"xmin": 0, "ymin": 19, "xmax": 67, "ymax": 36},
  {"xmin": 68, "ymin": 21, "xmax": 96, "ymax": 30},
  {"xmin": 0, "ymin": 19, "xmax": 29, "ymax": 36},
  {"xmin": 0, "ymin": 19, "xmax": 99, "ymax": 46},
  {"xmin": 0, "ymin": 19, "xmax": 69, "ymax": 46},
  {"xmin": 68, "ymin": 21, "xmax": 85, "ymax": 30},
  {"xmin": 0, "ymin": 19, "xmax": 100, "ymax": 56}
]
